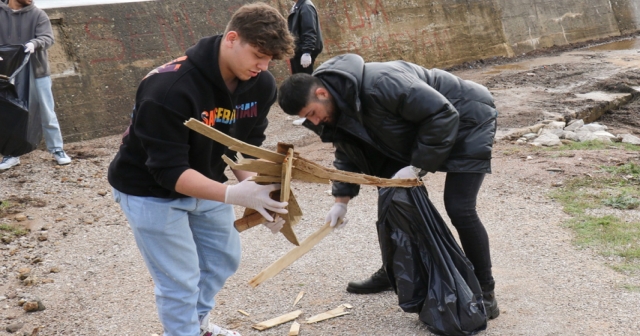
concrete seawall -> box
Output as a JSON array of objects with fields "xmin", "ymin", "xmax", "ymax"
[{"xmin": 43, "ymin": 0, "xmax": 639, "ymax": 142}]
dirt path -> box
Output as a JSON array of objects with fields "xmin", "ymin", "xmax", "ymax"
[{"xmin": 1, "ymin": 38, "xmax": 640, "ymax": 335}]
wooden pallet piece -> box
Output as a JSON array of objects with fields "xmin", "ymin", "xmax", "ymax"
[
  {"xmin": 278, "ymin": 147, "xmax": 299, "ymax": 245},
  {"xmin": 289, "ymin": 321, "xmax": 301, "ymax": 336},
  {"xmin": 293, "ymin": 291, "xmax": 305, "ymax": 307}
]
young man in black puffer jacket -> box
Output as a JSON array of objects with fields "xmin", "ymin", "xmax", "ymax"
[{"xmin": 278, "ymin": 53, "xmax": 500, "ymax": 320}]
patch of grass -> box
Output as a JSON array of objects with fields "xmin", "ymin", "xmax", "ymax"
[
  {"xmin": 566, "ymin": 215, "xmax": 640, "ymax": 260},
  {"xmin": 0, "ymin": 224, "xmax": 28, "ymax": 237},
  {"xmin": 550, "ymin": 162, "xmax": 640, "ymax": 280},
  {"xmin": 620, "ymin": 283, "xmax": 640, "ymax": 292},
  {"xmin": 543, "ymin": 140, "xmax": 640, "ymax": 151}
]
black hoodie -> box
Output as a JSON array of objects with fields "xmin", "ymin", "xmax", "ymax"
[{"xmin": 108, "ymin": 35, "xmax": 277, "ymax": 198}]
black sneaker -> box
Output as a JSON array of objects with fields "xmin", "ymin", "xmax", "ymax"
[
  {"xmin": 346, "ymin": 267, "xmax": 392, "ymax": 294},
  {"xmin": 481, "ymin": 282, "xmax": 500, "ymax": 320}
]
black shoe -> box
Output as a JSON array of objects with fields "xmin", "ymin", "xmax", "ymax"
[
  {"xmin": 346, "ymin": 267, "xmax": 392, "ymax": 294},
  {"xmin": 481, "ymin": 282, "xmax": 500, "ymax": 320}
]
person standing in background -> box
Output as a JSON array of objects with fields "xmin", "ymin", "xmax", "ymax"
[
  {"xmin": 287, "ymin": 0, "xmax": 323, "ymax": 74},
  {"xmin": 287, "ymin": 0, "xmax": 323, "ymax": 126},
  {"xmin": 0, "ymin": 0, "xmax": 72, "ymax": 170}
]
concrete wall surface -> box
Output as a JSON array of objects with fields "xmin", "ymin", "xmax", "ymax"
[{"xmin": 42, "ymin": 0, "xmax": 640, "ymax": 142}]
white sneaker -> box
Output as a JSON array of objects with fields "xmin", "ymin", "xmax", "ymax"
[
  {"xmin": 53, "ymin": 150, "xmax": 71, "ymax": 165},
  {"xmin": 200, "ymin": 323, "xmax": 241, "ymax": 336},
  {"xmin": 292, "ymin": 118, "xmax": 306, "ymax": 126},
  {"xmin": 200, "ymin": 313, "xmax": 240, "ymax": 336},
  {"xmin": 0, "ymin": 156, "xmax": 20, "ymax": 170}
]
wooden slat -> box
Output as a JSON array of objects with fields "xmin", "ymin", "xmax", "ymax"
[
  {"xmin": 249, "ymin": 222, "xmax": 335, "ymax": 287},
  {"xmin": 279, "ymin": 148, "xmax": 299, "ymax": 246},
  {"xmin": 234, "ymin": 211, "xmax": 272, "ymax": 232},
  {"xmin": 291, "ymin": 169, "xmax": 331, "ymax": 184},
  {"xmin": 250, "ymin": 175, "xmax": 281, "ymax": 183},
  {"xmin": 305, "ymin": 304, "xmax": 352, "ymax": 324},
  {"xmin": 287, "ymin": 191, "xmax": 303, "ymax": 227},
  {"xmin": 252, "ymin": 310, "xmax": 303, "ymax": 331},
  {"xmin": 185, "ymin": 118, "xmax": 285, "ymax": 163}
]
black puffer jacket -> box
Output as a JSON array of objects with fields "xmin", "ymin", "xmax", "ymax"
[
  {"xmin": 305, "ymin": 54, "xmax": 497, "ymax": 198},
  {"xmin": 287, "ymin": 0, "xmax": 323, "ymax": 57}
]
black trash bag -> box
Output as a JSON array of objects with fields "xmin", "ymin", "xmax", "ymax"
[
  {"xmin": 0, "ymin": 44, "xmax": 41, "ymax": 157},
  {"xmin": 377, "ymin": 186, "xmax": 487, "ymax": 335}
]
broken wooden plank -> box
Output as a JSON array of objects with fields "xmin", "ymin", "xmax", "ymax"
[
  {"xmin": 185, "ymin": 118, "xmax": 285, "ymax": 163},
  {"xmin": 234, "ymin": 211, "xmax": 273, "ymax": 232},
  {"xmin": 249, "ymin": 222, "xmax": 335, "ymax": 287},
  {"xmin": 292, "ymin": 157, "xmax": 422, "ymax": 187},
  {"xmin": 304, "ymin": 304, "xmax": 352, "ymax": 324},
  {"xmin": 278, "ymin": 148, "xmax": 299, "ymax": 246},
  {"xmin": 250, "ymin": 175, "xmax": 282, "ymax": 183},
  {"xmin": 293, "ymin": 291, "xmax": 305, "ymax": 307},
  {"xmin": 287, "ymin": 191, "xmax": 303, "ymax": 227},
  {"xmin": 238, "ymin": 309, "xmax": 250, "ymax": 316},
  {"xmin": 289, "ymin": 321, "xmax": 300, "ymax": 336},
  {"xmin": 222, "ymin": 156, "xmax": 282, "ymax": 176},
  {"xmin": 252, "ymin": 310, "xmax": 303, "ymax": 331}
]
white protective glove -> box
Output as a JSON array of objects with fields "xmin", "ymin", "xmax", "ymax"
[
  {"xmin": 262, "ymin": 216, "xmax": 285, "ymax": 234},
  {"xmin": 325, "ymin": 202, "xmax": 349, "ymax": 228},
  {"xmin": 392, "ymin": 165, "xmax": 421, "ymax": 179},
  {"xmin": 300, "ymin": 53, "xmax": 312, "ymax": 68},
  {"xmin": 24, "ymin": 42, "xmax": 35, "ymax": 54},
  {"xmin": 225, "ymin": 180, "xmax": 288, "ymax": 222}
]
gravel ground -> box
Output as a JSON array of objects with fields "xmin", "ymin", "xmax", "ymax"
[{"xmin": 2, "ymin": 43, "xmax": 640, "ymax": 335}]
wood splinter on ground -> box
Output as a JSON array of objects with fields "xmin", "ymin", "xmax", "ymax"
[
  {"xmin": 293, "ymin": 291, "xmax": 305, "ymax": 307},
  {"xmin": 237, "ymin": 309, "xmax": 250, "ymax": 316},
  {"xmin": 289, "ymin": 321, "xmax": 301, "ymax": 336},
  {"xmin": 305, "ymin": 304, "xmax": 353, "ymax": 324},
  {"xmin": 252, "ymin": 310, "xmax": 303, "ymax": 331}
]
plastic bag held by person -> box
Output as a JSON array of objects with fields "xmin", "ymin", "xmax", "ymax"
[{"xmin": 377, "ymin": 186, "xmax": 487, "ymax": 335}]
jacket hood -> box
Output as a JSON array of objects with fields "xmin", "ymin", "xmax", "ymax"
[
  {"xmin": 313, "ymin": 53, "xmax": 364, "ymax": 122},
  {"xmin": 0, "ymin": 0, "xmax": 36, "ymax": 13},
  {"xmin": 185, "ymin": 35, "xmax": 261, "ymax": 95}
]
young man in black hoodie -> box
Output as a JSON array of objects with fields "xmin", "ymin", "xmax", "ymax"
[
  {"xmin": 107, "ymin": 3, "xmax": 294, "ymax": 336},
  {"xmin": 278, "ymin": 54, "xmax": 500, "ymax": 321}
]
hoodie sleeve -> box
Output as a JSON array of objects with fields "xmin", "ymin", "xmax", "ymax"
[
  {"xmin": 133, "ymin": 99, "xmax": 191, "ymax": 191},
  {"xmin": 30, "ymin": 11, "xmax": 54, "ymax": 51},
  {"xmin": 372, "ymin": 76, "xmax": 460, "ymax": 173}
]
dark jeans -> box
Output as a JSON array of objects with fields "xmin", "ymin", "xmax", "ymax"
[
  {"xmin": 289, "ymin": 53, "xmax": 317, "ymax": 74},
  {"xmin": 443, "ymin": 172, "xmax": 493, "ymax": 285}
]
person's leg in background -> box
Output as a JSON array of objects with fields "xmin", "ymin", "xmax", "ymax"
[
  {"xmin": 33, "ymin": 75, "xmax": 71, "ymax": 165},
  {"xmin": 443, "ymin": 172, "xmax": 500, "ymax": 319}
]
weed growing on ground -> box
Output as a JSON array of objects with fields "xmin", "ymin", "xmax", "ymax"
[{"xmin": 0, "ymin": 224, "xmax": 28, "ymax": 237}]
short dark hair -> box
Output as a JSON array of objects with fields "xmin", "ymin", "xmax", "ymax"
[
  {"xmin": 225, "ymin": 2, "xmax": 294, "ymax": 60},
  {"xmin": 278, "ymin": 73, "xmax": 324, "ymax": 115}
]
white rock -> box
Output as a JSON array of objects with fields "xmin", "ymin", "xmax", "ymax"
[
  {"xmin": 532, "ymin": 133, "xmax": 561, "ymax": 146},
  {"xmin": 619, "ymin": 134, "xmax": 640, "ymax": 145},
  {"xmin": 561, "ymin": 131, "xmax": 578, "ymax": 141},
  {"xmin": 577, "ymin": 131, "xmax": 599, "ymax": 142},
  {"xmin": 523, "ymin": 133, "xmax": 538, "ymax": 140},
  {"xmin": 564, "ymin": 119, "xmax": 584, "ymax": 132},
  {"xmin": 545, "ymin": 121, "xmax": 566, "ymax": 129},
  {"xmin": 540, "ymin": 128, "xmax": 564, "ymax": 137},
  {"xmin": 593, "ymin": 131, "xmax": 616, "ymax": 142},
  {"xmin": 580, "ymin": 123, "xmax": 608, "ymax": 132}
]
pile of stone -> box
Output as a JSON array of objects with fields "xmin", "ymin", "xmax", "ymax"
[{"xmin": 515, "ymin": 119, "xmax": 640, "ymax": 147}]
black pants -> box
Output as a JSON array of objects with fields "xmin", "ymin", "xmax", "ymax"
[
  {"xmin": 443, "ymin": 172, "xmax": 493, "ymax": 285},
  {"xmin": 289, "ymin": 53, "xmax": 317, "ymax": 74}
]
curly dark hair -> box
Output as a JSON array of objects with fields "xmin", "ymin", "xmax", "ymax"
[{"xmin": 225, "ymin": 2, "xmax": 295, "ymax": 60}]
